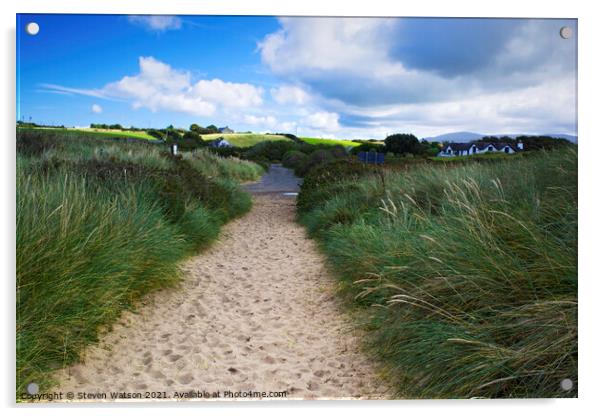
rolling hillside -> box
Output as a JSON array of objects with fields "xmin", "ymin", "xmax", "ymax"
[
  {"xmin": 201, "ymin": 133, "xmax": 290, "ymax": 147},
  {"xmin": 19, "ymin": 127, "xmax": 158, "ymax": 141},
  {"xmin": 299, "ymin": 137, "xmax": 363, "ymax": 147}
]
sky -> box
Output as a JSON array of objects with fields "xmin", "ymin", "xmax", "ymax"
[{"xmin": 16, "ymin": 14, "xmax": 577, "ymax": 139}]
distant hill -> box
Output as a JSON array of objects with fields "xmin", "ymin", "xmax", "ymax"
[
  {"xmin": 423, "ymin": 131, "xmax": 577, "ymax": 143},
  {"xmin": 201, "ymin": 133, "xmax": 290, "ymax": 148},
  {"xmin": 422, "ymin": 132, "xmax": 483, "ymax": 142},
  {"xmin": 300, "ymin": 137, "xmax": 362, "ymax": 147}
]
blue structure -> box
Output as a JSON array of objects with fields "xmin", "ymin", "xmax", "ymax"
[{"xmin": 358, "ymin": 151, "xmax": 385, "ymax": 165}]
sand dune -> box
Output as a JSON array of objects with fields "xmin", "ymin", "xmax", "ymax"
[{"xmin": 56, "ymin": 194, "xmax": 389, "ymax": 401}]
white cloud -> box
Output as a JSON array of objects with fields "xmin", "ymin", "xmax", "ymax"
[
  {"xmin": 42, "ymin": 57, "xmax": 264, "ymax": 118},
  {"xmin": 193, "ymin": 79, "xmax": 263, "ymax": 108},
  {"xmin": 270, "ymin": 85, "xmax": 310, "ymax": 105},
  {"xmin": 259, "ymin": 18, "xmax": 401, "ymax": 77},
  {"xmin": 128, "ymin": 15, "xmax": 182, "ymax": 32},
  {"xmin": 258, "ymin": 17, "xmax": 470, "ymax": 110},
  {"xmin": 278, "ymin": 121, "xmax": 298, "ymax": 132},
  {"xmin": 39, "ymin": 84, "xmax": 108, "ymax": 99},
  {"xmin": 243, "ymin": 114, "xmax": 278, "ymax": 128},
  {"xmin": 91, "ymin": 104, "xmax": 102, "ymax": 114},
  {"xmin": 302, "ymin": 111, "xmax": 340, "ymax": 131},
  {"xmin": 258, "ymin": 18, "xmax": 577, "ymax": 137}
]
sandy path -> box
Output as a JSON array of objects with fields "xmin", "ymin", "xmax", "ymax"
[{"xmin": 56, "ymin": 194, "xmax": 388, "ymax": 401}]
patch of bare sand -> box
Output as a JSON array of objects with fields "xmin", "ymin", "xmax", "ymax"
[{"xmin": 56, "ymin": 195, "xmax": 389, "ymax": 401}]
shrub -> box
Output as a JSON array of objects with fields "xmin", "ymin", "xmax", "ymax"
[
  {"xmin": 242, "ymin": 140, "xmax": 298, "ymax": 162},
  {"xmin": 176, "ymin": 130, "xmax": 205, "ymax": 149},
  {"xmin": 384, "ymin": 133, "xmax": 420, "ymax": 155},
  {"xmin": 182, "ymin": 149, "xmax": 264, "ymax": 182},
  {"xmin": 350, "ymin": 142, "xmax": 384, "ymax": 155},
  {"xmin": 293, "ymin": 147, "xmax": 350, "ymax": 177},
  {"xmin": 282, "ymin": 150, "xmax": 307, "ymax": 170}
]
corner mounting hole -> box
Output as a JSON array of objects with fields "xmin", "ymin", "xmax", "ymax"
[
  {"xmin": 27, "ymin": 382, "xmax": 39, "ymax": 394},
  {"xmin": 25, "ymin": 22, "xmax": 40, "ymax": 36},
  {"xmin": 559, "ymin": 26, "xmax": 572, "ymax": 39},
  {"xmin": 560, "ymin": 378, "xmax": 573, "ymax": 391}
]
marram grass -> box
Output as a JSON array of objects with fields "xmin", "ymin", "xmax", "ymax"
[
  {"xmin": 16, "ymin": 129, "xmax": 263, "ymax": 394},
  {"xmin": 298, "ymin": 148, "xmax": 577, "ymax": 398}
]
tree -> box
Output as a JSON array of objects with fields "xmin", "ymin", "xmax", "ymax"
[
  {"xmin": 416, "ymin": 139, "xmax": 441, "ymax": 157},
  {"xmin": 350, "ymin": 142, "xmax": 383, "ymax": 155},
  {"xmin": 476, "ymin": 136, "xmax": 514, "ymax": 144},
  {"xmin": 177, "ymin": 131, "xmax": 205, "ymax": 149},
  {"xmin": 147, "ymin": 129, "xmax": 163, "ymax": 140},
  {"xmin": 384, "ymin": 133, "xmax": 420, "ymax": 155},
  {"xmin": 514, "ymin": 135, "xmax": 572, "ymax": 150},
  {"xmin": 165, "ymin": 129, "xmax": 182, "ymax": 142},
  {"xmin": 206, "ymin": 124, "xmax": 219, "ymax": 133}
]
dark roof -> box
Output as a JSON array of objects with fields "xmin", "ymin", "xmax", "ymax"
[
  {"xmin": 446, "ymin": 142, "xmax": 520, "ymax": 151},
  {"xmin": 476, "ymin": 142, "xmax": 519, "ymax": 151},
  {"xmin": 446, "ymin": 143, "xmax": 472, "ymax": 151}
]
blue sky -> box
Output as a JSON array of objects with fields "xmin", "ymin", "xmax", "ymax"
[{"xmin": 17, "ymin": 14, "xmax": 577, "ymax": 139}]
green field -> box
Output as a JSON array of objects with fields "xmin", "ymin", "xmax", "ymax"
[
  {"xmin": 300, "ymin": 137, "xmax": 364, "ymax": 147},
  {"xmin": 21, "ymin": 128, "xmax": 291, "ymax": 146},
  {"xmin": 21, "ymin": 128, "xmax": 372, "ymax": 149},
  {"xmin": 20, "ymin": 127, "xmax": 158, "ymax": 141},
  {"xmin": 202, "ymin": 133, "xmax": 290, "ymax": 147}
]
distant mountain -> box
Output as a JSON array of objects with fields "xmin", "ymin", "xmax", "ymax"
[
  {"xmin": 422, "ymin": 131, "xmax": 577, "ymax": 143},
  {"xmin": 422, "ymin": 131, "xmax": 484, "ymax": 142}
]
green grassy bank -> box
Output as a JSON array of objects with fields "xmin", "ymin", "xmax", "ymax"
[{"xmin": 300, "ymin": 137, "xmax": 362, "ymax": 147}]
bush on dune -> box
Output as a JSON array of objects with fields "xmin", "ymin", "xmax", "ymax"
[
  {"xmin": 240, "ymin": 139, "xmax": 348, "ymax": 171},
  {"xmin": 288, "ymin": 146, "xmax": 349, "ymax": 177},
  {"xmin": 242, "ymin": 140, "xmax": 298, "ymax": 162},
  {"xmin": 182, "ymin": 149, "xmax": 264, "ymax": 182},
  {"xmin": 281, "ymin": 150, "xmax": 307, "ymax": 169}
]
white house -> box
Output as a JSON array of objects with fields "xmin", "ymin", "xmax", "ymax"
[
  {"xmin": 210, "ymin": 137, "xmax": 232, "ymax": 148},
  {"xmin": 437, "ymin": 141, "xmax": 523, "ymax": 157}
]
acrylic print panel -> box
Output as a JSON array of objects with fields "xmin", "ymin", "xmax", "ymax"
[{"xmin": 16, "ymin": 14, "xmax": 577, "ymax": 402}]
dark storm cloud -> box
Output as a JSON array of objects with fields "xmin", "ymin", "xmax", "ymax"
[{"xmin": 389, "ymin": 18, "xmax": 522, "ymax": 77}]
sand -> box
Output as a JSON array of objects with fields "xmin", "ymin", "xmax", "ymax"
[{"xmin": 55, "ymin": 194, "xmax": 389, "ymax": 401}]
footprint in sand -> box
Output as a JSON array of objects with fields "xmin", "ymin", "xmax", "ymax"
[{"xmin": 177, "ymin": 373, "xmax": 194, "ymax": 384}]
